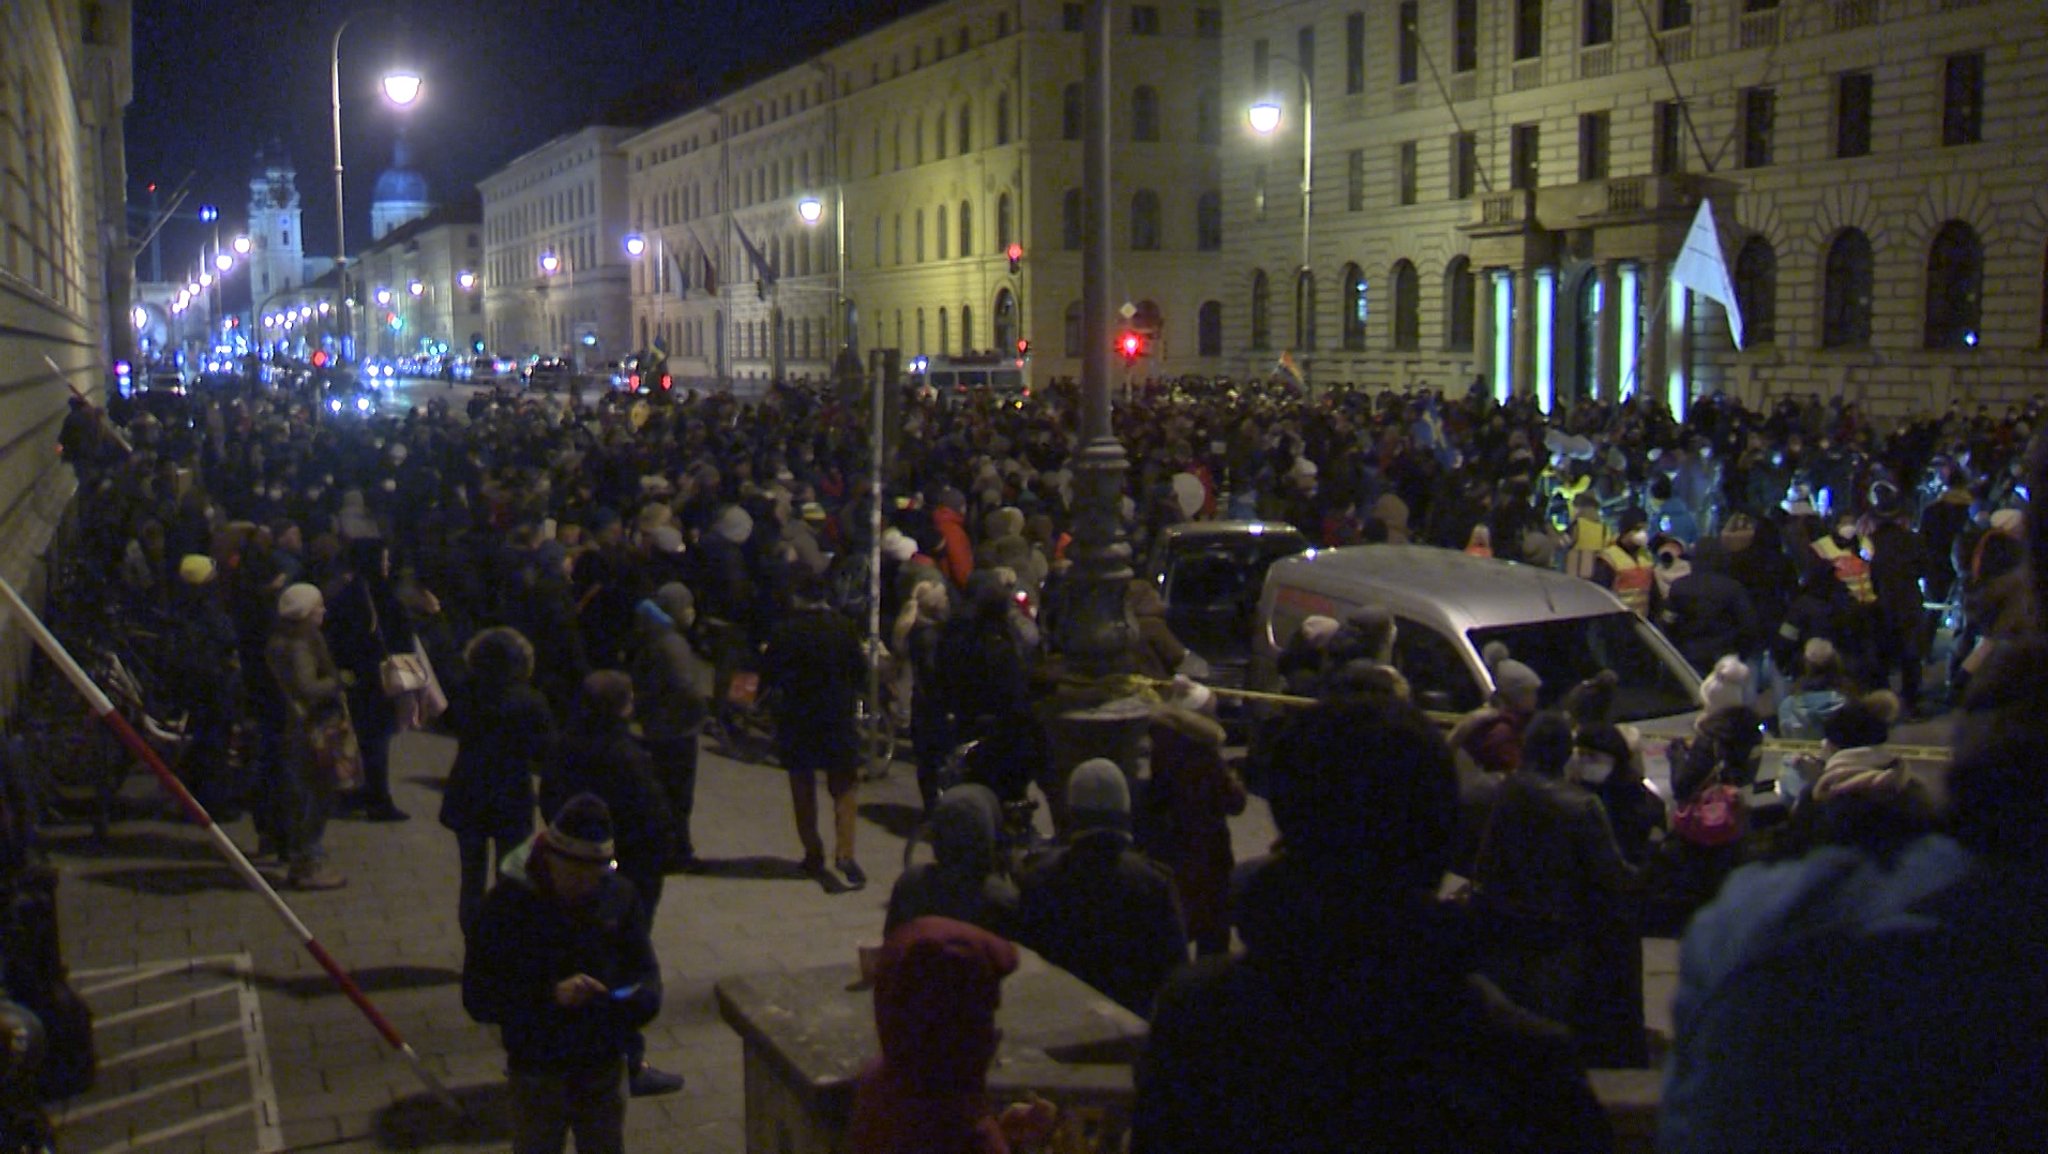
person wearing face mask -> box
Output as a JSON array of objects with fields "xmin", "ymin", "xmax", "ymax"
[
  {"xmin": 1812, "ymin": 511, "xmax": 1876, "ymax": 607},
  {"xmin": 1593, "ymin": 508, "xmax": 1655, "ymax": 617},
  {"xmin": 1570, "ymin": 723, "xmax": 1665, "ymax": 869}
]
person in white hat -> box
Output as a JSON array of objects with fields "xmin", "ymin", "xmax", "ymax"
[{"xmin": 265, "ymin": 584, "xmax": 348, "ymax": 890}]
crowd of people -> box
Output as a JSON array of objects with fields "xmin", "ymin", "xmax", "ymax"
[{"xmin": 37, "ymin": 366, "xmax": 2048, "ymax": 1151}]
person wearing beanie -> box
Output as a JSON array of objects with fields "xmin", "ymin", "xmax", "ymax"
[
  {"xmin": 932, "ymin": 486, "xmax": 977, "ymax": 589},
  {"xmin": 464, "ymin": 792, "xmax": 667, "ymax": 1151},
  {"xmin": 1134, "ymin": 695, "xmax": 1610, "ymax": 1151},
  {"xmin": 848, "ymin": 917, "xmax": 1056, "ymax": 1154},
  {"xmin": 1866, "ymin": 484, "xmax": 1933, "ymax": 717},
  {"xmin": 764, "ymin": 570, "xmax": 871, "ymax": 891},
  {"xmin": 441, "ymin": 627, "xmax": 555, "ymax": 939},
  {"xmin": 1473, "ymin": 712, "xmax": 1643, "ymax": 1068},
  {"xmin": 264, "ymin": 584, "xmax": 348, "ymax": 890},
  {"xmin": 626, "ymin": 592, "xmax": 711, "ymax": 873},
  {"xmin": 883, "ymin": 785, "xmax": 1020, "ymax": 940},
  {"xmin": 1016, "ymin": 759, "xmax": 1188, "ymax": 1018},
  {"xmin": 1450, "ymin": 642, "xmax": 1543, "ymax": 775},
  {"xmin": 1697, "ymin": 655, "xmax": 1751, "ymax": 716}
]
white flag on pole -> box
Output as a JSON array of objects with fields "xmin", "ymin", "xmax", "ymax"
[{"xmin": 1671, "ymin": 199, "xmax": 1744, "ymax": 350}]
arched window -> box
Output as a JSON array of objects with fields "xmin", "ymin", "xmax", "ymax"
[
  {"xmin": 1065, "ymin": 300, "xmax": 1085, "ymax": 356},
  {"xmin": 1196, "ymin": 87, "xmax": 1221, "ymax": 144},
  {"xmin": 1341, "ymin": 262, "xmax": 1369, "ymax": 350},
  {"xmin": 1132, "ymin": 190, "xmax": 1162, "ymax": 250},
  {"xmin": 939, "ymin": 307, "xmax": 950, "ymax": 355},
  {"xmin": 1196, "ymin": 191, "xmax": 1222, "ymax": 251},
  {"xmin": 1392, "ymin": 260, "xmax": 1420, "ymax": 351},
  {"xmin": 996, "ymin": 91, "xmax": 1012, "ymax": 145},
  {"xmin": 1445, "ymin": 257, "xmax": 1475, "ymax": 351},
  {"xmin": 914, "ymin": 308, "xmax": 924, "ymax": 354},
  {"xmin": 914, "ymin": 118, "xmax": 924, "ymax": 165},
  {"xmin": 1735, "ymin": 236, "xmax": 1777, "ymax": 345},
  {"xmin": 1251, "ymin": 269, "xmax": 1272, "ymax": 349},
  {"xmin": 1925, "ymin": 220, "xmax": 1983, "ymax": 349},
  {"xmin": 937, "ymin": 205, "xmax": 949, "ymax": 259},
  {"xmin": 959, "ymin": 200, "xmax": 973, "ymax": 255},
  {"xmin": 1295, "ymin": 270, "xmax": 1318, "ymax": 350},
  {"xmin": 958, "ymin": 103, "xmax": 973, "ymax": 153},
  {"xmin": 1062, "ymin": 83, "xmax": 1083, "ymax": 140},
  {"xmin": 915, "ymin": 209, "xmax": 927, "ymax": 262},
  {"xmin": 994, "ymin": 288, "xmax": 1018, "ymax": 352},
  {"xmin": 997, "ymin": 193, "xmax": 1014, "ymax": 249},
  {"xmin": 1822, "ymin": 229, "xmax": 1873, "ymax": 349},
  {"xmin": 936, "ymin": 112, "xmax": 948, "ymax": 160},
  {"xmin": 1062, "ymin": 189, "xmax": 1083, "ymax": 250},
  {"xmin": 1133, "ymin": 85, "xmax": 1161, "ymax": 141},
  {"xmin": 962, "ymin": 305, "xmax": 974, "ymax": 350},
  {"xmin": 1199, "ymin": 300, "xmax": 1223, "ymax": 356},
  {"xmin": 893, "ymin": 214, "xmax": 903, "ymax": 264}
]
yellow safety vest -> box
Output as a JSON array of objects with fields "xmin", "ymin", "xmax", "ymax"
[
  {"xmin": 1600, "ymin": 544, "xmax": 1654, "ymax": 616},
  {"xmin": 1814, "ymin": 536, "xmax": 1876, "ymax": 604}
]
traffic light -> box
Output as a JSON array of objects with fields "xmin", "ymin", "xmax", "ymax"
[
  {"xmin": 1118, "ymin": 330, "xmax": 1142, "ymax": 364},
  {"xmin": 1006, "ymin": 242, "xmax": 1023, "ymax": 274},
  {"xmin": 1015, "ymin": 338, "xmax": 1030, "ymax": 358}
]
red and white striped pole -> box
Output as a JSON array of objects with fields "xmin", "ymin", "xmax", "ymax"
[{"xmin": 0, "ymin": 575, "xmax": 462, "ymax": 1115}]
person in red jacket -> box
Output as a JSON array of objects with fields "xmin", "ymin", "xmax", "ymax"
[{"xmin": 932, "ymin": 487, "xmax": 976, "ymax": 589}]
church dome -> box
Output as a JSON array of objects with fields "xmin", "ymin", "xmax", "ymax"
[{"xmin": 371, "ymin": 134, "xmax": 430, "ymax": 206}]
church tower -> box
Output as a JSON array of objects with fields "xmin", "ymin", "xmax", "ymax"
[
  {"xmin": 246, "ymin": 141, "xmax": 305, "ymax": 300},
  {"xmin": 370, "ymin": 130, "xmax": 432, "ymax": 240}
]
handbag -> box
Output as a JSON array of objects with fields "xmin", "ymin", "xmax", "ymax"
[
  {"xmin": 368, "ymin": 592, "xmax": 431, "ymax": 698},
  {"xmin": 1672, "ymin": 766, "xmax": 1747, "ymax": 847},
  {"xmin": 309, "ymin": 704, "xmax": 364, "ymax": 791},
  {"xmin": 394, "ymin": 638, "xmax": 448, "ymax": 731}
]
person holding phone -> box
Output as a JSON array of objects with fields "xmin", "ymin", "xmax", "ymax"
[{"xmin": 463, "ymin": 794, "xmax": 665, "ymax": 1154}]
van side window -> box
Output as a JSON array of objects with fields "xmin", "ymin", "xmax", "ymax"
[{"xmin": 1394, "ymin": 618, "xmax": 1482, "ymax": 713}]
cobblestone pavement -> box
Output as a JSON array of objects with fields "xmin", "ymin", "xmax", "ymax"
[{"xmin": 44, "ymin": 732, "xmax": 1678, "ymax": 1153}]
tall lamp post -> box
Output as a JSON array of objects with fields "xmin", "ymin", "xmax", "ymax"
[
  {"xmin": 1249, "ymin": 57, "xmax": 1314, "ymax": 384},
  {"xmin": 331, "ymin": 14, "xmax": 422, "ymax": 365}
]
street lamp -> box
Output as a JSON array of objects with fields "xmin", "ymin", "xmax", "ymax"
[
  {"xmin": 232, "ymin": 235, "xmax": 252, "ymax": 255},
  {"xmin": 408, "ymin": 280, "xmax": 424, "ymax": 296},
  {"xmin": 622, "ymin": 235, "xmax": 646, "ymax": 258},
  {"xmin": 1247, "ymin": 58, "xmax": 1314, "ymax": 280},
  {"xmin": 539, "ymin": 252, "xmax": 560, "ymax": 275},
  {"xmin": 457, "ymin": 271, "xmax": 476, "ymax": 291},
  {"xmin": 331, "ymin": 12, "xmax": 424, "ymax": 365},
  {"xmin": 375, "ymin": 287, "xmax": 393, "ymax": 306},
  {"xmin": 214, "ymin": 251, "xmax": 234, "ymax": 272},
  {"xmin": 796, "ymin": 197, "xmax": 824, "ymax": 225}
]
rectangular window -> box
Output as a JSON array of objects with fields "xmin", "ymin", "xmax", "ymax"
[
  {"xmin": 1062, "ymin": 3, "xmax": 1083, "ymax": 31},
  {"xmin": 1346, "ymin": 12, "xmax": 1366, "ymax": 94},
  {"xmin": 1195, "ymin": 8, "xmax": 1221, "ymax": 38},
  {"xmin": 1584, "ymin": 0, "xmax": 1613, "ymax": 46},
  {"xmin": 1653, "ymin": 101, "xmax": 1685, "ymax": 174},
  {"xmin": 1659, "ymin": 0, "xmax": 1692, "ymax": 29},
  {"xmin": 1515, "ymin": 0, "xmax": 1543, "ymax": 59},
  {"xmin": 1131, "ymin": 5, "xmax": 1160, "ymax": 34},
  {"xmin": 1579, "ymin": 111, "xmax": 1610, "ymax": 181},
  {"xmin": 1347, "ymin": 149, "xmax": 1366, "ymax": 211},
  {"xmin": 1943, "ymin": 52, "xmax": 1984, "ymax": 146},
  {"xmin": 1453, "ymin": 0, "xmax": 1479, "ymax": 73},
  {"xmin": 1398, "ymin": 1, "xmax": 1419, "ymax": 85},
  {"xmin": 1836, "ymin": 71, "xmax": 1873, "ymax": 159},
  {"xmin": 1451, "ymin": 132, "xmax": 1477, "ymax": 198},
  {"xmin": 1741, "ymin": 87, "xmax": 1776, "ymax": 168},
  {"xmin": 1253, "ymin": 38, "xmax": 1270, "ymax": 94},
  {"xmin": 1511, "ymin": 123, "xmax": 1541, "ymax": 189},
  {"xmin": 1398, "ymin": 141, "xmax": 1418, "ymax": 205},
  {"xmin": 1298, "ymin": 26, "xmax": 1315, "ymax": 88}
]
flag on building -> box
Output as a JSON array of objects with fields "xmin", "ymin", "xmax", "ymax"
[
  {"xmin": 733, "ymin": 221, "xmax": 777, "ymax": 299},
  {"xmin": 701, "ymin": 248, "xmax": 717, "ymax": 297},
  {"xmin": 1671, "ymin": 199, "xmax": 1744, "ymax": 350},
  {"xmin": 668, "ymin": 247, "xmax": 691, "ymax": 299}
]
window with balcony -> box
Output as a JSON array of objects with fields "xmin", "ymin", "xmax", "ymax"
[
  {"xmin": 960, "ymin": 201, "xmax": 973, "ymax": 255},
  {"xmin": 1659, "ymin": 0, "xmax": 1692, "ymax": 28},
  {"xmin": 997, "ymin": 193, "xmax": 1014, "ymax": 248},
  {"xmin": 958, "ymin": 104, "xmax": 973, "ymax": 153},
  {"xmin": 1197, "ymin": 87, "xmax": 1221, "ymax": 144},
  {"xmin": 996, "ymin": 92, "xmax": 1012, "ymax": 145},
  {"xmin": 1584, "ymin": 0, "xmax": 1613, "ymax": 45}
]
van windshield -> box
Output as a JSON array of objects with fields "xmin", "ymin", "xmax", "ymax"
[{"xmin": 1467, "ymin": 613, "xmax": 1699, "ymax": 722}]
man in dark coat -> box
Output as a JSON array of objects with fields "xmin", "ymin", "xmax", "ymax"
[
  {"xmin": 1016, "ymin": 759, "xmax": 1188, "ymax": 1018},
  {"xmin": 624, "ymin": 589, "xmax": 709, "ymax": 869},
  {"xmin": 463, "ymin": 794, "xmax": 665, "ymax": 1154},
  {"xmin": 1658, "ymin": 545, "xmax": 1760, "ymax": 673},
  {"xmin": 763, "ymin": 572, "xmax": 869, "ymax": 890},
  {"xmin": 1131, "ymin": 697, "xmax": 1614, "ymax": 1153},
  {"xmin": 1866, "ymin": 483, "xmax": 1931, "ymax": 715}
]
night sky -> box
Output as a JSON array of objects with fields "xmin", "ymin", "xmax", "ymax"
[{"xmin": 126, "ymin": 0, "xmax": 932, "ymax": 284}]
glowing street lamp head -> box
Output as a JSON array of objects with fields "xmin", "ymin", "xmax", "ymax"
[
  {"xmin": 375, "ymin": 287, "xmax": 392, "ymax": 305},
  {"xmin": 797, "ymin": 197, "xmax": 824, "ymax": 225},
  {"xmin": 214, "ymin": 252, "xmax": 234, "ymax": 272},
  {"xmin": 318, "ymin": 301, "xmax": 331, "ymax": 314},
  {"xmin": 458, "ymin": 271, "xmax": 477, "ymax": 290},
  {"xmin": 1247, "ymin": 101, "xmax": 1284, "ymax": 134},
  {"xmin": 132, "ymin": 306, "xmax": 149, "ymax": 329},
  {"xmin": 199, "ymin": 271, "xmax": 215, "ymax": 287},
  {"xmin": 540, "ymin": 252, "xmax": 560, "ymax": 274},
  {"xmin": 382, "ymin": 71, "xmax": 423, "ymax": 106},
  {"xmin": 232, "ymin": 235, "xmax": 252, "ymax": 255},
  {"xmin": 187, "ymin": 281, "xmax": 201, "ymax": 295},
  {"xmin": 408, "ymin": 280, "xmax": 424, "ymax": 296},
  {"xmin": 623, "ymin": 235, "xmax": 646, "ymax": 258}
]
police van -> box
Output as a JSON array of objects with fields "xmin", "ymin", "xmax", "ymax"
[{"xmin": 909, "ymin": 352, "xmax": 1030, "ymax": 407}]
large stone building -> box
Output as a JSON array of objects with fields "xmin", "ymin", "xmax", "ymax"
[
  {"xmin": 0, "ymin": 0, "xmax": 132, "ymax": 709},
  {"xmin": 349, "ymin": 195, "xmax": 486, "ymax": 360},
  {"xmin": 1223, "ymin": 0, "xmax": 2048, "ymax": 414},
  {"xmin": 614, "ymin": 0, "xmax": 1226, "ymax": 391},
  {"xmin": 479, "ymin": 126, "xmax": 635, "ymax": 366},
  {"xmin": 246, "ymin": 141, "xmax": 308, "ymax": 303}
]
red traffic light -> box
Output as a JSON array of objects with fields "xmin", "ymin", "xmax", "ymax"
[
  {"xmin": 1015, "ymin": 338, "xmax": 1030, "ymax": 357},
  {"xmin": 1007, "ymin": 242, "xmax": 1023, "ymax": 274},
  {"xmin": 311, "ymin": 350, "xmax": 329, "ymax": 368},
  {"xmin": 1118, "ymin": 331, "xmax": 1142, "ymax": 361}
]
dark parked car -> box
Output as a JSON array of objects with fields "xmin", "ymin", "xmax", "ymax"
[{"xmin": 1140, "ymin": 521, "xmax": 1312, "ymax": 704}]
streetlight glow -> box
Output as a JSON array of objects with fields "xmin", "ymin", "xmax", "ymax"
[
  {"xmin": 375, "ymin": 287, "xmax": 392, "ymax": 305},
  {"xmin": 233, "ymin": 235, "xmax": 252, "ymax": 254},
  {"xmin": 408, "ymin": 280, "xmax": 424, "ymax": 296},
  {"xmin": 214, "ymin": 252, "xmax": 234, "ymax": 272},
  {"xmin": 797, "ymin": 197, "xmax": 824, "ymax": 225},
  {"xmin": 539, "ymin": 252, "xmax": 560, "ymax": 274},
  {"xmin": 623, "ymin": 235, "xmax": 646, "ymax": 257},
  {"xmin": 132, "ymin": 306, "xmax": 148, "ymax": 329},
  {"xmin": 199, "ymin": 271, "xmax": 215, "ymax": 287},
  {"xmin": 1247, "ymin": 101, "xmax": 1283, "ymax": 134},
  {"xmin": 458, "ymin": 271, "xmax": 477, "ymax": 290},
  {"xmin": 382, "ymin": 72, "xmax": 423, "ymax": 106}
]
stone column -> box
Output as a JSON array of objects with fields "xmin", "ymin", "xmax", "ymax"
[
  {"xmin": 1474, "ymin": 268, "xmax": 1497, "ymax": 397},
  {"xmin": 1643, "ymin": 259, "xmax": 1669, "ymax": 407},
  {"xmin": 1596, "ymin": 262, "xmax": 1621, "ymax": 403},
  {"xmin": 1513, "ymin": 267, "xmax": 1537, "ymax": 402}
]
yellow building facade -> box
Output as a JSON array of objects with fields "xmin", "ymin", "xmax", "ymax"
[{"xmin": 480, "ymin": 126, "xmax": 636, "ymax": 367}]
